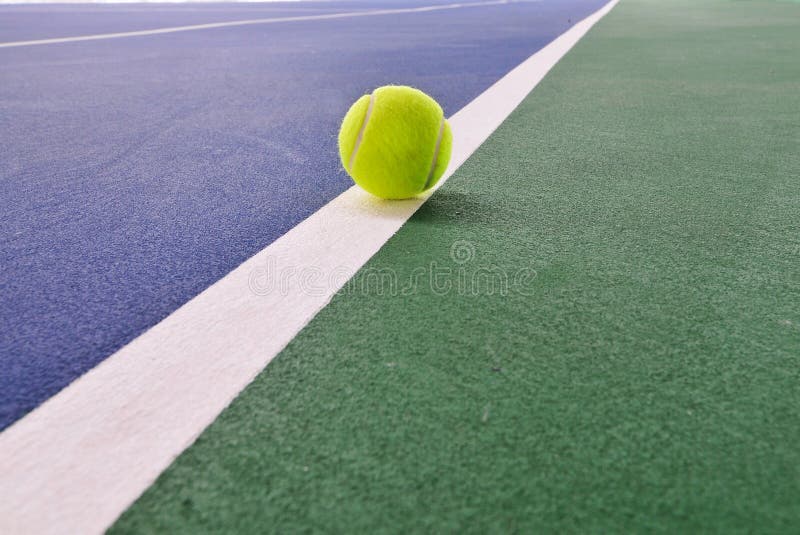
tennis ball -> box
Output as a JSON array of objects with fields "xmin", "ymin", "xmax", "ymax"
[{"xmin": 338, "ymin": 85, "xmax": 453, "ymax": 200}]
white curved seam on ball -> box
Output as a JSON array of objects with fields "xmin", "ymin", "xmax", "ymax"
[
  {"xmin": 348, "ymin": 93, "xmax": 376, "ymax": 173},
  {"xmin": 423, "ymin": 115, "xmax": 446, "ymax": 190}
]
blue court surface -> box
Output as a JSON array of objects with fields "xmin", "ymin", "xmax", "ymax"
[{"xmin": 0, "ymin": 0, "xmax": 606, "ymax": 430}]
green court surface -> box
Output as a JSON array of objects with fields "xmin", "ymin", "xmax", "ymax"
[{"xmin": 112, "ymin": 0, "xmax": 800, "ymax": 532}]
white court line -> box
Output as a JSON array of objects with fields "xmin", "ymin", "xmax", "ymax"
[
  {"xmin": 0, "ymin": 0, "xmax": 512, "ymax": 48},
  {"xmin": 0, "ymin": 1, "xmax": 618, "ymax": 533}
]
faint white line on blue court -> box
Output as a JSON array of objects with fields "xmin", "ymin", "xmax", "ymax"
[{"xmin": 0, "ymin": 0, "xmax": 514, "ymax": 48}]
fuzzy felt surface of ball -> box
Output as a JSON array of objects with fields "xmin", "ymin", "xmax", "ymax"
[{"xmin": 338, "ymin": 85, "xmax": 453, "ymax": 200}]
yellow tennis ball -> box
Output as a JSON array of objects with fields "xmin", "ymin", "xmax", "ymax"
[{"xmin": 338, "ymin": 85, "xmax": 453, "ymax": 200}]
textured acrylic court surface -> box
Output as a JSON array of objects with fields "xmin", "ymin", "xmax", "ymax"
[
  {"xmin": 0, "ymin": 0, "xmax": 606, "ymax": 430},
  {"xmin": 111, "ymin": 0, "xmax": 800, "ymax": 532}
]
